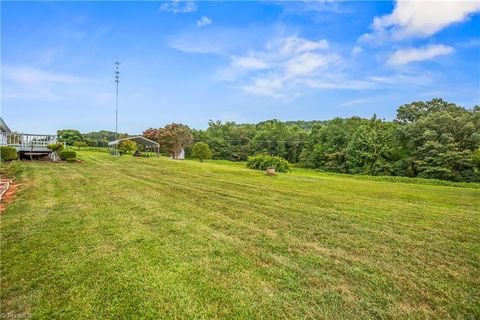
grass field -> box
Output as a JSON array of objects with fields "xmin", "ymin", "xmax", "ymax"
[{"xmin": 1, "ymin": 152, "xmax": 479, "ymax": 319}]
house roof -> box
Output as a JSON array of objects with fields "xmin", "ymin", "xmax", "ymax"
[
  {"xmin": 108, "ymin": 136, "xmax": 159, "ymax": 147},
  {"xmin": 0, "ymin": 117, "xmax": 11, "ymax": 133}
]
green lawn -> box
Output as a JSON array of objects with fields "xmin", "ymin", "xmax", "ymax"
[{"xmin": 1, "ymin": 152, "xmax": 479, "ymax": 319}]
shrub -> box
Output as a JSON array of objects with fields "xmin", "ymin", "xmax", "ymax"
[
  {"xmin": 47, "ymin": 142, "xmax": 64, "ymax": 152},
  {"xmin": 118, "ymin": 140, "xmax": 137, "ymax": 154},
  {"xmin": 0, "ymin": 160, "xmax": 24, "ymax": 179},
  {"xmin": 0, "ymin": 146, "xmax": 18, "ymax": 161},
  {"xmin": 192, "ymin": 142, "xmax": 212, "ymax": 162},
  {"xmin": 60, "ymin": 150, "xmax": 76, "ymax": 161},
  {"xmin": 66, "ymin": 158, "xmax": 77, "ymax": 163},
  {"xmin": 247, "ymin": 154, "xmax": 292, "ymax": 173}
]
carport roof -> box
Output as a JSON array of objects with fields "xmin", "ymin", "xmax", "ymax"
[{"xmin": 108, "ymin": 136, "xmax": 159, "ymax": 147}]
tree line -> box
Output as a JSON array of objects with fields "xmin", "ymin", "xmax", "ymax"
[{"xmin": 58, "ymin": 99, "xmax": 480, "ymax": 182}]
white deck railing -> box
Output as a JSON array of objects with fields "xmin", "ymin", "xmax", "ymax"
[{"xmin": 0, "ymin": 132, "xmax": 57, "ymax": 152}]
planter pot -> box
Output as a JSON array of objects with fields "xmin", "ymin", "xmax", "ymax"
[{"xmin": 266, "ymin": 167, "xmax": 276, "ymax": 175}]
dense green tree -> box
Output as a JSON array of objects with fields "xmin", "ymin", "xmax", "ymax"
[
  {"xmin": 57, "ymin": 129, "xmax": 83, "ymax": 145},
  {"xmin": 299, "ymin": 117, "xmax": 366, "ymax": 172},
  {"xmin": 251, "ymin": 120, "xmax": 307, "ymax": 163},
  {"xmin": 345, "ymin": 116, "xmax": 399, "ymax": 175},
  {"xmin": 192, "ymin": 142, "xmax": 212, "ymax": 162},
  {"xmin": 193, "ymin": 121, "xmax": 255, "ymax": 161},
  {"xmin": 82, "ymin": 131, "xmax": 129, "ymax": 147},
  {"xmin": 397, "ymin": 101, "xmax": 480, "ymax": 181}
]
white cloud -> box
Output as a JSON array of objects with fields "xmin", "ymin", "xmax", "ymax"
[
  {"xmin": 303, "ymin": 78, "xmax": 373, "ymax": 90},
  {"xmin": 242, "ymin": 76, "xmax": 287, "ymax": 98},
  {"xmin": 340, "ymin": 98, "xmax": 370, "ymax": 107},
  {"xmin": 352, "ymin": 46, "xmax": 362, "ymax": 55},
  {"xmin": 270, "ymin": 36, "xmax": 329, "ymax": 55},
  {"xmin": 387, "ymin": 44, "xmax": 454, "ymax": 65},
  {"xmin": 285, "ymin": 52, "xmax": 340, "ymax": 76},
  {"xmin": 169, "ymin": 29, "xmax": 439, "ymax": 99},
  {"xmin": 159, "ymin": 0, "xmax": 197, "ymax": 14},
  {"xmin": 219, "ymin": 36, "xmax": 339, "ymax": 97},
  {"xmin": 169, "ymin": 35, "xmax": 372, "ymax": 99},
  {"xmin": 2, "ymin": 65, "xmax": 101, "ymax": 102},
  {"xmin": 231, "ymin": 56, "xmax": 269, "ymax": 70},
  {"xmin": 3, "ymin": 65, "xmax": 85, "ymax": 85},
  {"xmin": 196, "ymin": 16, "xmax": 212, "ymax": 27},
  {"xmin": 362, "ymin": 0, "xmax": 480, "ymax": 41}
]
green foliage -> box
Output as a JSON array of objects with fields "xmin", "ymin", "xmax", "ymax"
[
  {"xmin": 344, "ymin": 116, "xmax": 399, "ymax": 176},
  {"xmin": 250, "ymin": 120, "xmax": 307, "ymax": 163},
  {"xmin": 192, "ymin": 121, "xmax": 255, "ymax": 161},
  {"xmin": 60, "ymin": 150, "xmax": 77, "ymax": 161},
  {"xmin": 299, "ymin": 117, "xmax": 366, "ymax": 172},
  {"xmin": 73, "ymin": 141, "xmax": 88, "ymax": 150},
  {"xmin": 57, "ymin": 129, "xmax": 83, "ymax": 145},
  {"xmin": 47, "ymin": 142, "xmax": 64, "ymax": 152},
  {"xmin": 473, "ymin": 148, "xmax": 480, "ymax": 170},
  {"xmin": 397, "ymin": 101, "xmax": 480, "ymax": 181},
  {"xmin": 0, "ymin": 160, "xmax": 24, "ymax": 179},
  {"xmin": 66, "ymin": 158, "xmax": 77, "ymax": 163},
  {"xmin": 118, "ymin": 140, "xmax": 137, "ymax": 154},
  {"xmin": 192, "ymin": 142, "xmax": 212, "ymax": 162},
  {"xmin": 246, "ymin": 154, "xmax": 292, "ymax": 173},
  {"xmin": 82, "ymin": 131, "xmax": 129, "ymax": 147},
  {"xmin": 0, "ymin": 146, "xmax": 18, "ymax": 161},
  {"xmin": 297, "ymin": 99, "xmax": 480, "ymax": 182}
]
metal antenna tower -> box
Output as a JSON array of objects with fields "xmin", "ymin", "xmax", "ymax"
[{"xmin": 114, "ymin": 61, "xmax": 120, "ymax": 141}]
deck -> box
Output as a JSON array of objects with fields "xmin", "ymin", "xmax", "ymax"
[{"xmin": 0, "ymin": 132, "xmax": 58, "ymax": 152}]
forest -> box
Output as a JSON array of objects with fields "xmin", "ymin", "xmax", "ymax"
[
  {"xmin": 190, "ymin": 99, "xmax": 480, "ymax": 182},
  {"xmin": 59, "ymin": 99, "xmax": 480, "ymax": 182}
]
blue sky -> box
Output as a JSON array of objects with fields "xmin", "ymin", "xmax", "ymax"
[{"xmin": 1, "ymin": 1, "xmax": 479, "ymax": 134}]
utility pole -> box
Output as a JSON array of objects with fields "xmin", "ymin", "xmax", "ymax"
[{"xmin": 115, "ymin": 61, "xmax": 120, "ymax": 141}]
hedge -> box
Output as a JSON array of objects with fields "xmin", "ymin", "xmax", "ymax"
[{"xmin": 60, "ymin": 150, "xmax": 77, "ymax": 161}]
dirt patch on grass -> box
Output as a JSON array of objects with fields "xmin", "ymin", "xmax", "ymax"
[{"xmin": 0, "ymin": 183, "xmax": 20, "ymax": 213}]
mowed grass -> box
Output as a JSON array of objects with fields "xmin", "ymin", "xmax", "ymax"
[{"xmin": 1, "ymin": 152, "xmax": 479, "ymax": 319}]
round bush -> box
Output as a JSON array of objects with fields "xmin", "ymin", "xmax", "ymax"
[
  {"xmin": 60, "ymin": 150, "xmax": 76, "ymax": 161},
  {"xmin": 0, "ymin": 146, "xmax": 18, "ymax": 161},
  {"xmin": 192, "ymin": 142, "xmax": 212, "ymax": 162},
  {"xmin": 66, "ymin": 158, "xmax": 77, "ymax": 163},
  {"xmin": 246, "ymin": 154, "xmax": 292, "ymax": 173}
]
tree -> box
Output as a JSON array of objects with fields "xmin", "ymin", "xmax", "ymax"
[
  {"xmin": 397, "ymin": 101, "xmax": 480, "ymax": 181},
  {"xmin": 57, "ymin": 129, "xmax": 83, "ymax": 146},
  {"xmin": 82, "ymin": 131, "xmax": 129, "ymax": 147},
  {"xmin": 299, "ymin": 117, "xmax": 366, "ymax": 172},
  {"xmin": 144, "ymin": 123, "xmax": 193, "ymax": 159},
  {"xmin": 118, "ymin": 140, "xmax": 137, "ymax": 154},
  {"xmin": 395, "ymin": 98, "xmax": 457, "ymax": 124},
  {"xmin": 345, "ymin": 116, "xmax": 398, "ymax": 175},
  {"xmin": 197, "ymin": 121, "xmax": 255, "ymax": 161},
  {"xmin": 473, "ymin": 148, "xmax": 480, "ymax": 171},
  {"xmin": 250, "ymin": 120, "xmax": 307, "ymax": 163},
  {"xmin": 192, "ymin": 142, "xmax": 212, "ymax": 162}
]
